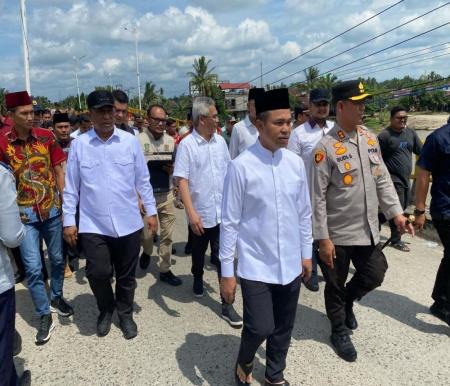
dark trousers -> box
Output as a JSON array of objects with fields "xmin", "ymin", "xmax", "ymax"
[
  {"xmin": 0, "ymin": 288, "xmax": 17, "ymax": 386},
  {"xmin": 238, "ymin": 276, "xmax": 301, "ymax": 383},
  {"xmin": 432, "ymin": 219, "xmax": 450, "ymax": 309},
  {"xmin": 388, "ymin": 182, "xmax": 409, "ymax": 243},
  {"xmin": 191, "ymin": 224, "xmax": 222, "ymax": 279},
  {"xmin": 319, "ymin": 244, "xmax": 388, "ymax": 334},
  {"xmin": 80, "ymin": 230, "xmax": 141, "ymax": 319}
]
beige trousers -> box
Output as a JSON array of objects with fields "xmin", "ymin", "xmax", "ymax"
[{"xmin": 141, "ymin": 191, "xmax": 175, "ymax": 273}]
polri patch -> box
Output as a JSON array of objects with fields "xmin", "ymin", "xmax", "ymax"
[{"xmin": 314, "ymin": 149, "xmax": 325, "ymax": 165}]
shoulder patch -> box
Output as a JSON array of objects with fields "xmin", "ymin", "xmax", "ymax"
[{"xmin": 314, "ymin": 149, "xmax": 325, "ymax": 165}]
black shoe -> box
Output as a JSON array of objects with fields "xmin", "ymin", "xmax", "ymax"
[
  {"xmin": 221, "ymin": 303, "xmax": 243, "ymax": 328},
  {"xmin": 139, "ymin": 253, "xmax": 151, "ymax": 270},
  {"xmin": 345, "ymin": 302, "xmax": 358, "ymax": 330},
  {"xmin": 18, "ymin": 370, "xmax": 31, "ymax": 386},
  {"xmin": 430, "ymin": 302, "xmax": 450, "ymax": 326},
  {"xmin": 330, "ymin": 333, "xmax": 357, "ymax": 362},
  {"xmin": 160, "ymin": 271, "xmax": 183, "ymax": 286},
  {"xmin": 35, "ymin": 314, "xmax": 55, "ymax": 345},
  {"xmin": 119, "ymin": 317, "xmax": 138, "ymax": 340},
  {"xmin": 265, "ymin": 379, "xmax": 290, "ymax": 386},
  {"xmin": 303, "ymin": 274, "xmax": 319, "ymax": 292},
  {"xmin": 13, "ymin": 329, "xmax": 22, "ymax": 356},
  {"xmin": 15, "ymin": 271, "xmax": 25, "ymax": 284},
  {"xmin": 50, "ymin": 297, "xmax": 74, "ymax": 317},
  {"xmin": 193, "ymin": 277, "xmax": 204, "ymax": 297},
  {"xmin": 184, "ymin": 244, "xmax": 192, "ymax": 255},
  {"xmin": 172, "ymin": 247, "xmax": 176, "ymax": 254},
  {"xmin": 97, "ymin": 311, "xmax": 113, "ymax": 337}
]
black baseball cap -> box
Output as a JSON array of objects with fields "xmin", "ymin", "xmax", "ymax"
[
  {"xmin": 309, "ymin": 88, "xmax": 330, "ymax": 103},
  {"xmin": 332, "ymin": 80, "xmax": 371, "ymax": 103},
  {"xmin": 87, "ymin": 90, "xmax": 114, "ymax": 109}
]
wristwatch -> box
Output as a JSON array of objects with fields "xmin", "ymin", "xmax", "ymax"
[{"xmin": 414, "ymin": 208, "xmax": 426, "ymax": 216}]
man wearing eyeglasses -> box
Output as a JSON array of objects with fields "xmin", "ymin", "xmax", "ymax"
[
  {"xmin": 378, "ymin": 106, "xmax": 422, "ymax": 252},
  {"xmin": 288, "ymin": 88, "xmax": 334, "ymax": 292},
  {"xmin": 137, "ymin": 104, "xmax": 182, "ymax": 286}
]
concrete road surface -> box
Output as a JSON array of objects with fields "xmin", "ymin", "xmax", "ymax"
[{"xmin": 14, "ymin": 210, "xmax": 449, "ymax": 385}]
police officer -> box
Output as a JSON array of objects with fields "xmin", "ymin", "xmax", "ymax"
[
  {"xmin": 310, "ymin": 80, "xmax": 414, "ymax": 362},
  {"xmin": 415, "ymin": 122, "xmax": 450, "ymax": 326}
]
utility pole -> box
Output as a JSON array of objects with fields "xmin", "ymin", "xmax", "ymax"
[
  {"xmin": 124, "ymin": 24, "xmax": 142, "ymax": 111},
  {"xmin": 260, "ymin": 60, "xmax": 263, "ymax": 88},
  {"xmin": 73, "ymin": 55, "xmax": 86, "ymax": 110},
  {"xmin": 20, "ymin": 0, "xmax": 31, "ymax": 94}
]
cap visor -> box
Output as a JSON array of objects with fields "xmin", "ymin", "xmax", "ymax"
[
  {"xmin": 91, "ymin": 102, "xmax": 114, "ymax": 109},
  {"xmin": 349, "ymin": 93, "xmax": 371, "ymax": 101},
  {"xmin": 310, "ymin": 98, "xmax": 330, "ymax": 103}
]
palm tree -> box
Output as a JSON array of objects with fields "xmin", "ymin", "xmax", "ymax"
[
  {"xmin": 315, "ymin": 73, "xmax": 338, "ymax": 90},
  {"xmin": 143, "ymin": 81, "xmax": 158, "ymax": 107},
  {"xmin": 303, "ymin": 66, "xmax": 320, "ymax": 92},
  {"xmin": 187, "ymin": 56, "xmax": 218, "ymax": 97}
]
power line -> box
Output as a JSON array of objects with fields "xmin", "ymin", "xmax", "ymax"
[
  {"xmin": 333, "ymin": 41, "xmax": 450, "ymax": 78},
  {"xmin": 272, "ymin": 20, "xmax": 450, "ymax": 86},
  {"xmin": 340, "ymin": 51, "xmax": 450, "ymax": 81},
  {"xmin": 247, "ymin": 0, "xmax": 405, "ymax": 83}
]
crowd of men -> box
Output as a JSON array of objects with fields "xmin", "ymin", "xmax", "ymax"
[{"xmin": 0, "ymin": 80, "xmax": 449, "ymax": 386}]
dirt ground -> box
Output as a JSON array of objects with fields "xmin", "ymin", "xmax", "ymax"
[{"xmin": 407, "ymin": 113, "xmax": 449, "ymax": 131}]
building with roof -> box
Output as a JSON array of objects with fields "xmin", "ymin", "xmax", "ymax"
[{"xmin": 219, "ymin": 82, "xmax": 251, "ymax": 120}]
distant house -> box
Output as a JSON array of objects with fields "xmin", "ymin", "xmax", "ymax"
[{"xmin": 219, "ymin": 82, "xmax": 251, "ymax": 120}]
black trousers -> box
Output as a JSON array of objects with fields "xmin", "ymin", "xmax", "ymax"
[
  {"xmin": 0, "ymin": 288, "xmax": 17, "ymax": 386},
  {"xmin": 79, "ymin": 230, "xmax": 141, "ymax": 318},
  {"xmin": 191, "ymin": 224, "xmax": 221, "ymax": 279},
  {"xmin": 432, "ymin": 219, "xmax": 450, "ymax": 309},
  {"xmin": 388, "ymin": 182, "xmax": 409, "ymax": 244},
  {"xmin": 238, "ymin": 276, "xmax": 301, "ymax": 383},
  {"xmin": 319, "ymin": 244, "xmax": 388, "ymax": 334}
]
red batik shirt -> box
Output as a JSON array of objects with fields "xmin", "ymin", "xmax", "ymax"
[{"xmin": 0, "ymin": 127, "xmax": 66, "ymax": 223}]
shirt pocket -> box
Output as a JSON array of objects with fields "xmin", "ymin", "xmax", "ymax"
[
  {"xmin": 368, "ymin": 153, "xmax": 383, "ymax": 180},
  {"xmin": 335, "ymin": 159, "xmax": 358, "ymax": 187},
  {"xmin": 113, "ymin": 155, "xmax": 134, "ymax": 175},
  {"xmin": 80, "ymin": 159, "xmax": 100, "ymax": 183}
]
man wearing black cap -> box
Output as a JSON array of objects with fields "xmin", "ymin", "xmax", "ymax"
[
  {"xmin": 229, "ymin": 87, "xmax": 265, "ymax": 159},
  {"xmin": 220, "ymin": 88, "xmax": 312, "ymax": 386},
  {"xmin": 53, "ymin": 113, "xmax": 72, "ymax": 155},
  {"xmin": 288, "ymin": 88, "xmax": 334, "ymax": 292},
  {"xmin": 292, "ymin": 104, "xmax": 309, "ymax": 129},
  {"xmin": 63, "ymin": 90, "xmax": 158, "ymax": 339},
  {"xmin": 310, "ymin": 80, "xmax": 414, "ymax": 362}
]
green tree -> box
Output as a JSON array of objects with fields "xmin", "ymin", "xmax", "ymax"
[
  {"xmin": 142, "ymin": 81, "xmax": 158, "ymax": 108},
  {"xmin": 187, "ymin": 56, "xmax": 218, "ymax": 97},
  {"xmin": 315, "ymin": 73, "xmax": 338, "ymax": 90},
  {"xmin": 303, "ymin": 66, "xmax": 320, "ymax": 92}
]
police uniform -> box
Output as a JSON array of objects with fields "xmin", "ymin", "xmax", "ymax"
[
  {"xmin": 138, "ymin": 130, "xmax": 180, "ymax": 282},
  {"xmin": 310, "ymin": 80, "xmax": 403, "ymax": 360}
]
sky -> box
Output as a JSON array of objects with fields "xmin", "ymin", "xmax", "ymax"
[{"xmin": 0, "ymin": 0, "xmax": 449, "ymax": 101}]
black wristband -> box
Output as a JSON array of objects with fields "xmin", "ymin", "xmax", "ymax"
[{"xmin": 414, "ymin": 208, "xmax": 425, "ymax": 216}]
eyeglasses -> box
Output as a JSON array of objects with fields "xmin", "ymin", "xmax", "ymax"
[{"xmin": 150, "ymin": 117, "xmax": 167, "ymax": 125}]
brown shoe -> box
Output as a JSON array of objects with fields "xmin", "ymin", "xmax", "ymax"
[{"xmin": 64, "ymin": 263, "xmax": 72, "ymax": 278}]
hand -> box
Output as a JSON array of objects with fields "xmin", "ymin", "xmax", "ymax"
[
  {"xmin": 63, "ymin": 226, "xmax": 78, "ymax": 247},
  {"xmin": 319, "ymin": 239, "xmax": 336, "ymax": 269},
  {"xmin": 220, "ymin": 277, "xmax": 237, "ymax": 304},
  {"xmin": 301, "ymin": 259, "xmax": 313, "ymax": 283},
  {"xmin": 393, "ymin": 214, "xmax": 415, "ymax": 237},
  {"xmin": 146, "ymin": 215, "xmax": 158, "ymax": 236},
  {"xmin": 162, "ymin": 163, "xmax": 174, "ymax": 175},
  {"xmin": 189, "ymin": 211, "xmax": 204, "ymax": 236},
  {"xmin": 414, "ymin": 213, "xmax": 426, "ymax": 231},
  {"xmin": 138, "ymin": 197, "xmax": 146, "ymax": 216}
]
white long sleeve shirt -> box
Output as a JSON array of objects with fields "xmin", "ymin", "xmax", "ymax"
[
  {"xmin": 63, "ymin": 127, "xmax": 157, "ymax": 237},
  {"xmin": 229, "ymin": 116, "xmax": 258, "ymax": 159},
  {"xmin": 287, "ymin": 119, "xmax": 333, "ymax": 180},
  {"xmin": 220, "ymin": 140, "xmax": 313, "ymax": 285},
  {"xmin": 174, "ymin": 129, "xmax": 230, "ymax": 228}
]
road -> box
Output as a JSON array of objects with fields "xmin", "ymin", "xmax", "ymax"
[{"xmin": 14, "ymin": 210, "xmax": 449, "ymax": 385}]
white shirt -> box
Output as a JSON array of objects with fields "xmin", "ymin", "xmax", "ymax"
[
  {"xmin": 220, "ymin": 140, "xmax": 313, "ymax": 285},
  {"xmin": 229, "ymin": 115, "xmax": 258, "ymax": 159},
  {"xmin": 70, "ymin": 127, "xmax": 92, "ymax": 139},
  {"xmin": 287, "ymin": 119, "xmax": 333, "ymax": 179},
  {"xmin": 63, "ymin": 127, "xmax": 157, "ymax": 237},
  {"xmin": 174, "ymin": 129, "xmax": 230, "ymax": 228}
]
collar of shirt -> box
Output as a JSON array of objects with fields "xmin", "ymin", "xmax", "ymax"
[
  {"xmin": 7, "ymin": 126, "xmax": 39, "ymax": 143},
  {"xmin": 254, "ymin": 138, "xmax": 282, "ymax": 161},
  {"xmin": 192, "ymin": 128, "xmax": 217, "ymax": 144},
  {"xmin": 89, "ymin": 126, "xmax": 121, "ymax": 144},
  {"xmin": 308, "ymin": 118, "xmax": 331, "ymax": 130}
]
